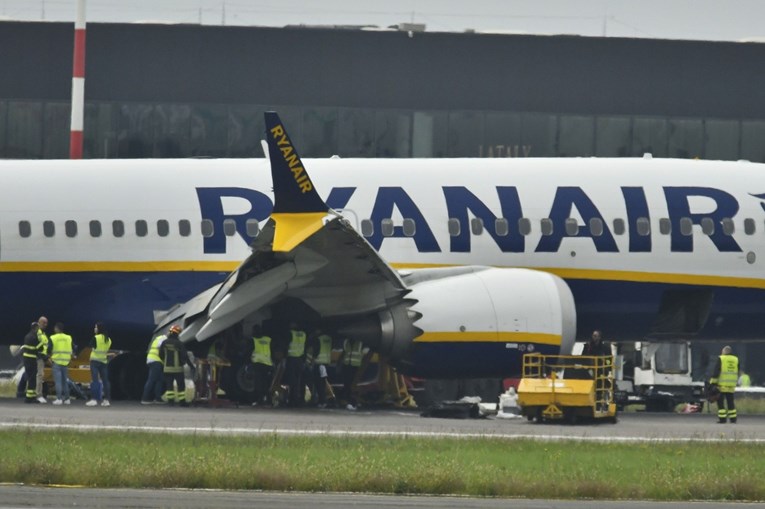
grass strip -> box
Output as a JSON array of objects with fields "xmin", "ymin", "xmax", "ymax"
[{"xmin": 1, "ymin": 429, "xmax": 764, "ymax": 501}]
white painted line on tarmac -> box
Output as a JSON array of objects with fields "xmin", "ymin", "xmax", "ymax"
[{"xmin": 0, "ymin": 421, "xmax": 761, "ymax": 443}]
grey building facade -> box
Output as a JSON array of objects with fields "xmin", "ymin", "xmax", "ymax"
[{"xmin": 1, "ymin": 21, "xmax": 765, "ymax": 160}]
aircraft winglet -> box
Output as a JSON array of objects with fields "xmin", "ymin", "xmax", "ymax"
[{"xmin": 264, "ymin": 111, "xmax": 329, "ymax": 252}]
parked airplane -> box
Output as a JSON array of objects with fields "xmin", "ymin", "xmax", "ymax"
[{"xmin": 2, "ymin": 112, "xmax": 764, "ymax": 398}]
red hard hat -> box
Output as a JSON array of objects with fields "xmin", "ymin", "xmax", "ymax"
[{"xmin": 169, "ymin": 325, "xmax": 182, "ymax": 335}]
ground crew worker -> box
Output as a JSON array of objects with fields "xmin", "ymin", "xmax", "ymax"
[
  {"xmin": 22, "ymin": 322, "xmax": 42, "ymax": 403},
  {"xmin": 49, "ymin": 322, "xmax": 74, "ymax": 405},
  {"xmin": 583, "ymin": 330, "xmax": 610, "ymax": 356},
  {"xmin": 86, "ymin": 322, "xmax": 112, "ymax": 407},
  {"xmin": 250, "ymin": 324, "xmax": 273, "ymax": 406},
  {"xmin": 709, "ymin": 345, "xmax": 739, "ymax": 423},
  {"xmin": 160, "ymin": 325, "xmax": 194, "ymax": 406},
  {"xmin": 285, "ymin": 322, "xmax": 307, "ymax": 407},
  {"xmin": 308, "ymin": 328, "xmax": 333, "ymax": 408},
  {"xmin": 738, "ymin": 370, "xmax": 752, "ymax": 388},
  {"xmin": 35, "ymin": 316, "xmax": 49, "ymax": 403},
  {"xmin": 339, "ymin": 337, "xmax": 369, "ymax": 411},
  {"xmin": 141, "ymin": 330, "xmax": 167, "ymax": 404}
]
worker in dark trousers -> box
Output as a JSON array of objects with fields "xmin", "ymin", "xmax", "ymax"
[
  {"xmin": 710, "ymin": 345, "xmax": 739, "ymax": 423},
  {"xmin": 22, "ymin": 322, "xmax": 42, "ymax": 403},
  {"xmin": 141, "ymin": 332, "xmax": 167, "ymax": 404},
  {"xmin": 285, "ymin": 322, "xmax": 307, "ymax": 407},
  {"xmin": 160, "ymin": 325, "xmax": 194, "ymax": 406},
  {"xmin": 250, "ymin": 324, "xmax": 273, "ymax": 406},
  {"xmin": 339, "ymin": 337, "xmax": 369, "ymax": 411}
]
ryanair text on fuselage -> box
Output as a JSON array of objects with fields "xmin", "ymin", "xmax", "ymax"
[{"xmin": 197, "ymin": 184, "xmax": 751, "ymax": 255}]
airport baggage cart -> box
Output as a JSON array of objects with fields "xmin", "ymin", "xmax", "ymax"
[{"xmin": 517, "ymin": 353, "xmax": 617, "ymax": 424}]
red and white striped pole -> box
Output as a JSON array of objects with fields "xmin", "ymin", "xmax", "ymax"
[{"xmin": 69, "ymin": 0, "xmax": 86, "ymax": 159}]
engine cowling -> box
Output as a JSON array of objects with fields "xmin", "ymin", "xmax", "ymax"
[{"xmin": 342, "ymin": 267, "xmax": 576, "ymax": 379}]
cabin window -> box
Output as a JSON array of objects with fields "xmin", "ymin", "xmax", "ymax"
[
  {"xmin": 447, "ymin": 218, "xmax": 460, "ymax": 237},
  {"xmin": 540, "ymin": 218, "xmax": 553, "ymax": 236},
  {"xmin": 65, "ymin": 220, "xmax": 77, "ymax": 238},
  {"xmin": 721, "ymin": 218, "xmax": 734, "ymax": 236},
  {"xmin": 471, "ymin": 217, "xmax": 484, "ymax": 235},
  {"xmin": 179, "ymin": 220, "xmax": 191, "ymax": 237},
  {"xmin": 360, "ymin": 219, "xmax": 374, "ymax": 237},
  {"xmin": 201, "ymin": 220, "xmax": 214, "ymax": 238},
  {"xmin": 135, "ymin": 220, "xmax": 148, "ymax": 237},
  {"xmin": 381, "ymin": 218, "xmax": 394, "ymax": 237},
  {"xmin": 744, "ymin": 218, "xmax": 755, "ymax": 235},
  {"xmin": 112, "ymin": 220, "xmax": 125, "ymax": 238},
  {"xmin": 18, "ymin": 221, "xmax": 31, "ymax": 238},
  {"xmin": 89, "ymin": 220, "xmax": 102, "ymax": 238},
  {"xmin": 564, "ymin": 218, "xmax": 578, "ymax": 236},
  {"xmin": 495, "ymin": 218, "xmax": 509, "ymax": 237},
  {"xmin": 518, "ymin": 218, "xmax": 531, "ymax": 236},
  {"xmin": 659, "ymin": 218, "xmax": 671, "ymax": 235},
  {"xmin": 402, "ymin": 218, "xmax": 416, "ymax": 237},
  {"xmin": 701, "ymin": 217, "xmax": 715, "ymax": 235},
  {"xmin": 612, "ymin": 218, "xmax": 625, "ymax": 236},
  {"xmin": 589, "ymin": 218, "xmax": 603, "ymax": 237},
  {"xmin": 678, "ymin": 217, "xmax": 691, "ymax": 236},
  {"xmin": 157, "ymin": 220, "xmax": 169, "ymax": 237},
  {"xmin": 223, "ymin": 219, "xmax": 236, "ymax": 237},
  {"xmin": 43, "ymin": 220, "xmax": 55, "ymax": 238},
  {"xmin": 636, "ymin": 217, "xmax": 650, "ymax": 236},
  {"xmin": 245, "ymin": 219, "xmax": 259, "ymax": 237}
]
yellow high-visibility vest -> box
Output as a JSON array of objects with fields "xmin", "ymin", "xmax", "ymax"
[
  {"xmin": 37, "ymin": 329, "xmax": 49, "ymax": 352},
  {"xmin": 49, "ymin": 333, "xmax": 73, "ymax": 366},
  {"xmin": 717, "ymin": 354, "xmax": 739, "ymax": 393},
  {"xmin": 147, "ymin": 335, "xmax": 165, "ymax": 363},
  {"xmin": 343, "ymin": 339, "xmax": 366, "ymax": 367},
  {"xmin": 252, "ymin": 335, "xmax": 273, "ymax": 366},
  {"xmin": 90, "ymin": 334, "xmax": 112, "ymax": 363},
  {"xmin": 315, "ymin": 334, "xmax": 332, "ymax": 365},
  {"xmin": 287, "ymin": 330, "xmax": 306, "ymax": 358}
]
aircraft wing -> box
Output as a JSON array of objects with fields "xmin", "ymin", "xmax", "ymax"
[{"xmin": 184, "ymin": 112, "xmax": 409, "ymax": 342}]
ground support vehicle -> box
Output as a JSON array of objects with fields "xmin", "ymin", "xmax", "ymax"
[{"xmin": 517, "ymin": 353, "xmax": 617, "ymax": 424}]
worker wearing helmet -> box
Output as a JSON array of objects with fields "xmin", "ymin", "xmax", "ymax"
[
  {"xmin": 159, "ymin": 325, "xmax": 194, "ymax": 407},
  {"xmin": 709, "ymin": 345, "xmax": 739, "ymax": 423}
]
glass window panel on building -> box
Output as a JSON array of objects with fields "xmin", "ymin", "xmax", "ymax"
[
  {"xmin": 668, "ymin": 118, "xmax": 703, "ymax": 159},
  {"xmin": 0, "ymin": 101, "xmax": 6, "ymax": 157},
  {"xmin": 595, "ymin": 116, "xmax": 631, "ymax": 157},
  {"xmin": 338, "ymin": 108, "xmax": 375, "ymax": 157},
  {"xmin": 558, "ymin": 115, "xmax": 594, "ymax": 157},
  {"xmin": 483, "ymin": 112, "xmax": 522, "ymax": 158},
  {"xmin": 153, "ymin": 104, "xmax": 192, "ymax": 158},
  {"xmin": 116, "ymin": 103, "xmax": 155, "ymax": 158},
  {"xmin": 84, "ymin": 102, "xmax": 116, "ymax": 158},
  {"xmin": 42, "ymin": 102, "xmax": 70, "ymax": 159},
  {"xmin": 413, "ymin": 111, "xmax": 448, "ymax": 158},
  {"xmin": 302, "ymin": 107, "xmax": 338, "ymax": 158},
  {"xmin": 704, "ymin": 119, "xmax": 740, "ymax": 161},
  {"xmin": 228, "ymin": 105, "xmax": 266, "ymax": 158},
  {"xmin": 741, "ymin": 121, "xmax": 765, "ymax": 163},
  {"xmin": 521, "ymin": 113, "xmax": 557, "ymax": 157},
  {"xmin": 6, "ymin": 101, "xmax": 42, "ymax": 158},
  {"xmin": 632, "ymin": 117, "xmax": 668, "ymax": 157},
  {"xmin": 375, "ymin": 110, "xmax": 411, "ymax": 157},
  {"xmin": 447, "ymin": 111, "xmax": 484, "ymax": 157},
  {"xmin": 190, "ymin": 104, "xmax": 230, "ymax": 157}
]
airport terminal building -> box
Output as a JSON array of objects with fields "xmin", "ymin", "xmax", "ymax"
[{"xmin": 1, "ymin": 21, "xmax": 765, "ymax": 161}]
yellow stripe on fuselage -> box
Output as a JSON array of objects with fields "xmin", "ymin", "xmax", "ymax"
[{"xmin": 414, "ymin": 331, "xmax": 561, "ymax": 345}]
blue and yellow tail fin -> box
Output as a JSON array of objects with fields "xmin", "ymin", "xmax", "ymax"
[{"xmin": 264, "ymin": 111, "xmax": 329, "ymax": 252}]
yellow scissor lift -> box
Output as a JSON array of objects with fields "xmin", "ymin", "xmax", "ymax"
[{"xmin": 517, "ymin": 353, "xmax": 618, "ymax": 424}]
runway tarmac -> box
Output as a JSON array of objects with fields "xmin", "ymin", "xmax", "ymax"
[
  {"xmin": 0, "ymin": 397, "xmax": 762, "ymax": 442},
  {"xmin": 0, "ymin": 486, "xmax": 757, "ymax": 509}
]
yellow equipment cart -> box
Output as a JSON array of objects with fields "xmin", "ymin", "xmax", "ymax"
[{"xmin": 517, "ymin": 353, "xmax": 617, "ymax": 424}]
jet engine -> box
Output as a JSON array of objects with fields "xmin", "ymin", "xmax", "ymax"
[{"xmin": 338, "ymin": 267, "xmax": 576, "ymax": 379}]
